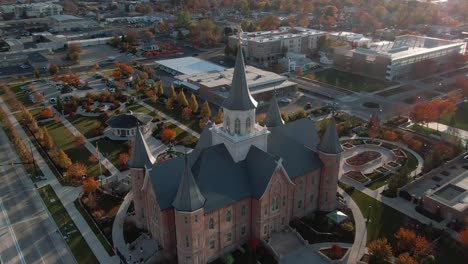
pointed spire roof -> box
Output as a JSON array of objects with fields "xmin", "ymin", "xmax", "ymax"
[
  {"xmin": 222, "ymin": 41, "xmax": 257, "ymax": 111},
  {"xmin": 318, "ymin": 117, "xmax": 343, "ymax": 154},
  {"xmin": 128, "ymin": 125, "xmax": 156, "ymax": 168},
  {"xmin": 195, "ymin": 120, "xmax": 213, "ymax": 151},
  {"xmin": 172, "ymin": 154, "xmax": 206, "ymax": 212},
  {"xmin": 263, "ymin": 95, "xmax": 284, "ymax": 127}
]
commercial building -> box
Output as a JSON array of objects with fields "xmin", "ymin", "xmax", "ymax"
[
  {"xmin": 333, "ymin": 35, "xmax": 466, "ymax": 81},
  {"xmin": 48, "ymin": 15, "xmax": 100, "ymax": 32},
  {"xmin": 0, "ymin": 2, "xmax": 63, "ymax": 20},
  {"xmin": 423, "ymin": 171, "xmax": 467, "ymax": 222},
  {"xmin": 129, "ymin": 44, "xmax": 342, "ymax": 263},
  {"xmin": 156, "ymin": 57, "xmax": 225, "ymax": 76},
  {"xmin": 229, "ymin": 27, "xmax": 326, "ymax": 64},
  {"xmin": 177, "ymin": 65, "xmax": 297, "ymax": 105}
]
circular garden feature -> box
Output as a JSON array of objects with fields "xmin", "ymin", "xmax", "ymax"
[
  {"xmin": 362, "ymin": 102, "xmax": 380, "ymax": 109},
  {"xmin": 346, "ymin": 151, "xmax": 381, "ymax": 166}
]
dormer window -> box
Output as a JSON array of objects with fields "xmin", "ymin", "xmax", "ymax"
[
  {"xmin": 226, "ymin": 117, "xmax": 230, "ymax": 133},
  {"xmin": 234, "ymin": 118, "xmax": 241, "ymax": 134}
]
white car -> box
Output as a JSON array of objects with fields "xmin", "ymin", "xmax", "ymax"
[{"xmin": 279, "ymin": 98, "xmax": 292, "ymax": 103}]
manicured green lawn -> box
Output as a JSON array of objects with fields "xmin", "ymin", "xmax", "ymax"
[
  {"xmin": 165, "ymin": 121, "xmax": 199, "ymax": 147},
  {"xmin": 306, "ymin": 69, "xmax": 394, "ymax": 92},
  {"xmin": 38, "ymin": 185, "xmax": 99, "ymax": 264},
  {"xmin": 146, "ymin": 100, "xmax": 201, "ymax": 133},
  {"xmin": 121, "ymin": 103, "xmax": 152, "ymax": 115},
  {"xmin": 410, "ymin": 124, "xmax": 442, "ymax": 136},
  {"xmin": 94, "ymin": 138, "xmax": 129, "ymax": 170},
  {"xmin": 366, "ymin": 175, "xmax": 391, "ymax": 190},
  {"xmin": 68, "ymin": 116, "xmax": 102, "ymax": 139},
  {"xmin": 350, "ymin": 190, "xmax": 409, "ymax": 243},
  {"xmin": 440, "ymin": 101, "xmax": 468, "ymax": 131},
  {"xmin": 44, "ymin": 121, "xmax": 109, "ymax": 177}
]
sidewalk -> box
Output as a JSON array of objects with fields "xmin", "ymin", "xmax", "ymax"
[
  {"xmin": 0, "ymin": 97, "xmax": 117, "ymax": 263},
  {"xmin": 51, "ymin": 107, "xmax": 120, "ymax": 176},
  {"xmin": 338, "ymin": 188, "xmax": 367, "ymax": 263},
  {"xmin": 138, "ymin": 100, "xmax": 200, "ymax": 138},
  {"xmin": 112, "ymin": 192, "xmax": 133, "ymax": 258},
  {"xmin": 426, "ymin": 122, "xmax": 468, "ymax": 141}
]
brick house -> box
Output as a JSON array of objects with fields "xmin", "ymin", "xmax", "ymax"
[{"xmin": 128, "ymin": 41, "xmax": 343, "ymax": 263}]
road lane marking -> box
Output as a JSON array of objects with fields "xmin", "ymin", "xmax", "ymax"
[{"xmin": 0, "ymin": 199, "xmax": 27, "ymax": 264}]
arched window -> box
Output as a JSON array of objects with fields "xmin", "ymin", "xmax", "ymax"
[
  {"xmin": 209, "ymin": 218, "xmax": 214, "ymax": 229},
  {"xmin": 298, "ymin": 181, "xmax": 304, "ymax": 191},
  {"xmin": 246, "ymin": 117, "xmax": 251, "ymax": 133},
  {"xmin": 241, "ymin": 205, "xmax": 246, "ymax": 216},
  {"xmin": 226, "ymin": 210, "xmax": 231, "ymax": 222},
  {"xmin": 234, "ymin": 118, "xmax": 241, "ymax": 134},
  {"xmin": 225, "ymin": 116, "xmax": 230, "ymax": 132}
]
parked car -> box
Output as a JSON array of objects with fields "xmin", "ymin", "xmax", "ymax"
[
  {"xmin": 279, "ymin": 98, "xmax": 292, "ymax": 103},
  {"xmin": 101, "ymin": 77, "xmax": 109, "ymax": 83},
  {"xmin": 20, "ymin": 64, "xmax": 30, "ymax": 69},
  {"xmin": 94, "ymin": 73, "xmax": 102, "ymax": 79},
  {"xmin": 304, "ymin": 102, "xmax": 312, "ymax": 109}
]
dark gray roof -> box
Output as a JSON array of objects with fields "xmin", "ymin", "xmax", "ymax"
[
  {"xmin": 222, "ymin": 45, "xmax": 257, "ymax": 111},
  {"xmin": 27, "ymin": 52, "xmax": 48, "ymax": 63},
  {"xmin": 263, "ymin": 95, "xmax": 284, "ymax": 128},
  {"xmin": 172, "ymin": 155, "xmax": 206, "ymax": 212},
  {"xmin": 106, "ymin": 112, "xmax": 152, "ymax": 129},
  {"xmin": 318, "ymin": 117, "xmax": 343, "ymax": 154},
  {"xmin": 194, "ymin": 121, "xmax": 212, "ymax": 151},
  {"xmin": 146, "ymin": 117, "xmax": 325, "ymax": 212},
  {"xmin": 267, "ymin": 131, "xmax": 322, "ymax": 178},
  {"xmin": 127, "ymin": 127, "xmax": 155, "ymax": 168},
  {"xmin": 272, "ymin": 117, "xmax": 320, "ymax": 151}
]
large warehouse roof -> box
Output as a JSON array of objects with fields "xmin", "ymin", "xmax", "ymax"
[{"xmin": 156, "ymin": 57, "xmax": 225, "ymax": 75}]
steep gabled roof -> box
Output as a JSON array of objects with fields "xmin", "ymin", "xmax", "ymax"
[
  {"xmin": 318, "ymin": 117, "xmax": 343, "ymax": 154},
  {"xmin": 272, "ymin": 117, "xmax": 320, "ymax": 151},
  {"xmin": 222, "ymin": 44, "xmax": 257, "ymax": 111},
  {"xmin": 194, "ymin": 120, "xmax": 212, "ymax": 151},
  {"xmin": 127, "ymin": 126, "xmax": 155, "ymax": 168},
  {"xmin": 172, "ymin": 155, "xmax": 206, "ymax": 212},
  {"xmin": 246, "ymin": 146, "xmax": 279, "ymax": 198},
  {"xmin": 263, "ymin": 95, "xmax": 284, "ymax": 128}
]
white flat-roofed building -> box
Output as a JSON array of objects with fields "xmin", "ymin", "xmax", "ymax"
[
  {"xmin": 49, "ymin": 15, "xmax": 100, "ymax": 32},
  {"xmin": 177, "ymin": 65, "xmax": 297, "ymax": 105},
  {"xmin": 333, "ymin": 35, "xmax": 466, "ymax": 81},
  {"xmin": 229, "ymin": 27, "xmax": 326, "ymax": 64},
  {"xmin": 156, "ymin": 57, "xmax": 226, "ymax": 76},
  {"xmin": 0, "ymin": 2, "xmax": 63, "ymax": 19}
]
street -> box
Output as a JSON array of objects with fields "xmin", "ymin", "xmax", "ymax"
[{"xmin": 0, "ymin": 129, "xmax": 75, "ymax": 264}]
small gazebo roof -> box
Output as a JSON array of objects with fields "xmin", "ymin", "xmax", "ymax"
[
  {"xmin": 326, "ymin": 210, "xmax": 348, "ymax": 224},
  {"xmin": 106, "ymin": 112, "xmax": 153, "ymax": 129}
]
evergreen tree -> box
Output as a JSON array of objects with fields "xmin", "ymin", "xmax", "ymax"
[
  {"xmin": 56, "ymin": 96, "xmax": 62, "ymax": 112},
  {"xmin": 177, "ymin": 90, "xmax": 189, "ymax": 107},
  {"xmin": 157, "ymin": 81, "xmax": 164, "ymax": 97},
  {"xmin": 169, "ymin": 83, "xmax": 177, "ymax": 101},
  {"xmin": 189, "ymin": 94, "xmax": 199, "ymax": 113},
  {"xmin": 201, "ymin": 100, "xmax": 212, "ymax": 119}
]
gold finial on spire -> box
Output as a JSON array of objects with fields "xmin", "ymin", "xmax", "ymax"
[{"xmin": 237, "ymin": 25, "xmax": 243, "ymax": 45}]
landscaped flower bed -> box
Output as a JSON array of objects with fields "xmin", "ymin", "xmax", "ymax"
[
  {"xmin": 364, "ymin": 140, "xmax": 381, "ymax": 146},
  {"xmin": 344, "ymin": 171, "xmax": 368, "ymax": 183},
  {"xmin": 342, "ymin": 143, "xmax": 354, "ymax": 149},
  {"xmin": 392, "ymin": 148, "xmax": 406, "ymax": 158},
  {"xmin": 387, "ymin": 161, "xmax": 401, "ymax": 168},
  {"xmin": 376, "ymin": 166, "xmax": 390, "ymax": 174},
  {"xmin": 346, "ymin": 151, "xmax": 381, "ymax": 166},
  {"xmin": 365, "ymin": 171, "xmax": 385, "ymax": 180},
  {"xmin": 320, "ymin": 245, "xmax": 348, "ymax": 260}
]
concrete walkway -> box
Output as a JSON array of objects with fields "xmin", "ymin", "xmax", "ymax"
[
  {"xmin": 138, "ymin": 100, "xmax": 200, "ymax": 138},
  {"xmin": 0, "ymin": 97, "xmax": 117, "ymax": 263},
  {"xmin": 338, "ymin": 188, "xmax": 367, "ymax": 263},
  {"xmin": 426, "ymin": 122, "xmax": 468, "ymax": 141},
  {"xmin": 51, "ymin": 107, "xmax": 120, "ymax": 176},
  {"xmin": 112, "ymin": 192, "xmax": 133, "ymax": 258}
]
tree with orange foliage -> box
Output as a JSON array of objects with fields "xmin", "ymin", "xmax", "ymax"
[
  {"xmin": 368, "ymin": 238, "xmax": 393, "ymax": 263},
  {"xmin": 382, "ymin": 130, "xmax": 398, "ymax": 141},
  {"xmin": 410, "ymin": 102, "xmax": 438, "ymax": 125},
  {"xmin": 66, "ymin": 162, "xmax": 87, "ymax": 179},
  {"xmin": 459, "ymin": 229, "xmax": 468, "ymax": 246},
  {"xmin": 41, "ymin": 108, "xmax": 54, "ymax": 119},
  {"xmin": 88, "ymin": 154, "xmax": 98, "ymax": 163},
  {"xmin": 161, "ymin": 128, "xmax": 176, "ymax": 144},
  {"xmin": 82, "ymin": 177, "xmax": 99, "ymax": 194},
  {"xmin": 396, "ymin": 253, "xmax": 418, "ymax": 264},
  {"xmin": 74, "ymin": 135, "xmax": 86, "ymax": 148},
  {"xmin": 432, "ymin": 99, "xmax": 457, "ymax": 119},
  {"xmin": 256, "ymin": 15, "xmax": 281, "ymax": 30},
  {"xmin": 414, "ymin": 236, "xmax": 432, "ymax": 259},
  {"xmin": 55, "ymin": 149, "xmax": 72, "ymax": 169},
  {"xmin": 367, "ymin": 113, "xmax": 380, "ymax": 138},
  {"xmin": 119, "ymin": 153, "xmax": 130, "ymax": 167},
  {"xmin": 34, "ymin": 92, "xmax": 44, "ymax": 103},
  {"xmin": 394, "ymin": 227, "xmax": 417, "ymax": 253}
]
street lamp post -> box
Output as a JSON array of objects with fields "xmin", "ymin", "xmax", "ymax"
[{"xmin": 366, "ymin": 205, "xmax": 372, "ymax": 225}]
